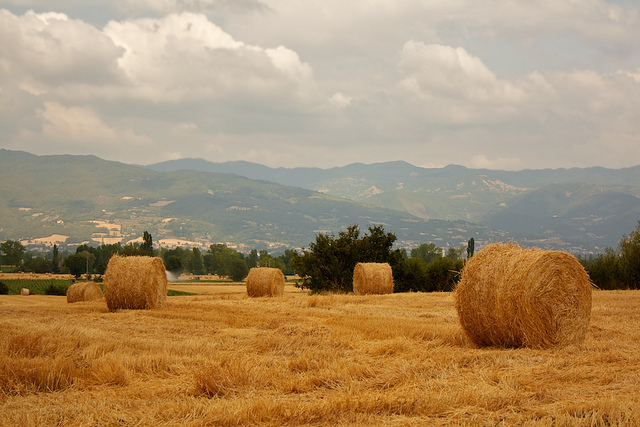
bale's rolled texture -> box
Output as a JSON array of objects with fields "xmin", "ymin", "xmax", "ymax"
[
  {"xmin": 353, "ymin": 262, "xmax": 394, "ymax": 295},
  {"xmin": 103, "ymin": 255, "xmax": 168, "ymax": 311},
  {"xmin": 246, "ymin": 267, "xmax": 285, "ymax": 297},
  {"xmin": 454, "ymin": 243, "xmax": 592, "ymax": 349},
  {"xmin": 20, "ymin": 288, "xmax": 29, "ymax": 296},
  {"xmin": 66, "ymin": 281, "xmax": 104, "ymax": 303}
]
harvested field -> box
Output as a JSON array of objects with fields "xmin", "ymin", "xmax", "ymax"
[{"xmin": 0, "ymin": 287, "xmax": 639, "ymax": 426}]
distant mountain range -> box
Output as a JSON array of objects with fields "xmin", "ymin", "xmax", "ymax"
[
  {"xmin": 1, "ymin": 148, "xmax": 638, "ymax": 253},
  {"xmin": 0, "ymin": 149, "xmax": 505, "ymax": 252},
  {"xmin": 148, "ymin": 158, "xmax": 640, "ymax": 252}
]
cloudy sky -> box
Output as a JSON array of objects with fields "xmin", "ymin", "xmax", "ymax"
[{"xmin": 1, "ymin": 0, "xmax": 640, "ymax": 170}]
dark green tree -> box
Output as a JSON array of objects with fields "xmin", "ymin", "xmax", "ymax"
[
  {"xmin": 257, "ymin": 250, "xmax": 270, "ymax": 267},
  {"xmin": 52, "ymin": 244, "xmax": 60, "ymax": 274},
  {"xmin": 394, "ymin": 250, "xmax": 464, "ymax": 293},
  {"xmin": 164, "ymin": 255, "xmax": 183, "ymax": 274},
  {"xmin": 64, "ymin": 252, "xmax": 95, "ymax": 278},
  {"xmin": 206, "ymin": 244, "xmax": 245, "ymax": 277},
  {"xmin": 203, "ymin": 253, "xmax": 215, "ymax": 274},
  {"xmin": 228, "ymin": 258, "xmax": 249, "ymax": 282},
  {"xmin": 393, "ymin": 257, "xmax": 428, "ymax": 292},
  {"xmin": 411, "ymin": 243, "xmax": 442, "ymax": 264},
  {"xmin": 44, "ymin": 282, "xmax": 67, "ymax": 296},
  {"xmin": 141, "ymin": 231, "xmax": 153, "ymax": 256},
  {"xmin": 0, "ymin": 240, "xmax": 25, "ymax": 269},
  {"xmin": 361, "ymin": 225, "xmax": 401, "ymax": 264},
  {"xmin": 190, "ymin": 247, "xmax": 205, "ymax": 275},
  {"xmin": 581, "ymin": 248, "xmax": 622, "ymax": 290},
  {"xmin": 246, "ymin": 249, "xmax": 258, "ymax": 269},
  {"xmin": 445, "ymin": 247, "xmax": 463, "ymax": 262},
  {"xmin": 292, "ymin": 224, "xmax": 402, "ymax": 293},
  {"xmin": 206, "ymin": 244, "xmax": 227, "ymax": 275},
  {"xmin": 425, "ymin": 257, "xmax": 463, "ymax": 292},
  {"xmin": 122, "ymin": 242, "xmax": 148, "ymax": 256},
  {"xmin": 94, "ymin": 243, "xmax": 122, "ymax": 275},
  {"xmin": 74, "ymin": 245, "xmax": 98, "ymax": 275},
  {"xmin": 619, "ymin": 221, "xmax": 640, "ymax": 289},
  {"xmin": 23, "ymin": 257, "xmax": 53, "ymax": 274},
  {"xmin": 257, "ymin": 250, "xmax": 285, "ymax": 270},
  {"xmin": 467, "ymin": 238, "xmax": 475, "ymax": 259},
  {"xmin": 276, "ymin": 249, "xmax": 297, "ymax": 275},
  {"xmin": 173, "ymin": 247, "xmax": 191, "ymax": 272}
]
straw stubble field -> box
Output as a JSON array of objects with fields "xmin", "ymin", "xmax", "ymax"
[{"xmin": 1, "ymin": 284, "xmax": 639, "ymax": 426}]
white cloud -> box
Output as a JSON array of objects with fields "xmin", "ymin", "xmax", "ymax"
[
  {"xmin": 113, "ymin": 0, "xmax": 270, "ymax": 16},
  {"xmin": 395, "ymin": 41, "xmax": 556, "ymax": 126},
  {"xmin": 39, "ymin": 102, "xmax": 151, "ymax": 148},
  {"xmin": 399, "ymin": 41, "xmax": 520, "ymax": 103},
  {"xmin": 329, "ymin": 92, "xmax": 352, "ymax": 108},
  {"xmin": 0, "ymin": 9, "xmax": 125, "ymax": 91},
  {"xmin": 470, "ymin": 154, "xmax": 525, "ymax": 171},
  {"xmin": 102, "ymin": 12, "xmax": 317, "ymax": 104},
  {"xmin": 0, "ymin": 9, "xmax": 318, "ymax": 106},
  {"xmin": 1, "ymin": 2, "xmax": 640, "ymax": 170}
]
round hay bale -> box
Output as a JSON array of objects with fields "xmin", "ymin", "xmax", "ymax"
[
  {"xmin": 353, "ymin": 262, "xmax": 394, "ymax": 295},
  {"xmin": 454, "ymin": 243, "xmax": 592, "ymax": 349},
  {"xmin": 103, "ymin": 255, "xmax": 168, "ymax": 311},
  {"xmin": 246, "ymin": 267, "xmax": 285, "ymax": 297},
  {"xmin": 66, "ymin": 281, "xmax": 104, "ymax": 303},
  {"xmin": 20, "ymin": 288, "xmax": 30, "ymax": 296}
]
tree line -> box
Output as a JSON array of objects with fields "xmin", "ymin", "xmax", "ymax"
[
  {"xmin": 577, "ymin": 221, "xmax": 640, "ymax": 290},
  {"xmin": 0, "ymin": 233, "xmax": 296, "ymax": 282},
  {"xmin": 2, "ymin": 221, "xmax": 640, "ymax": 291},
  {"xmin": 290, "ymin": 224, "xmax": 465, "ymax": 293}
]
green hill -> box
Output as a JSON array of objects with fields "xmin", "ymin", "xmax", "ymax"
[
  {"xmin": 481, "ymin": 183, "xmax": 640, "ymax": 250},
  {"xmin": 148, "ymin": 157, "xmax": 640, "ymax": 251},
  {"xmin": 0, "ymin": 149, "xmax": 504, "ymax": 251}
]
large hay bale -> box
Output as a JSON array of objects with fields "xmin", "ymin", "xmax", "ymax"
[
  {"xmin": 246, "ymin": 267, "xmax": 285, "ymax": 297},
  {"xmin": 454, "ymin": 243, "xmax": 592, "ymax": 349},
  {"xmin": 103, "ymin": 255, "xmax": 168, "ymax": 311},
  {"xmin": 353, "ymin": 262, "xmax": 394, "ymax": 295},
  {"xmin": 66, "ymin": 281, "xmax": 104, "ymax": 303},
  {"xmin": 20, "ymin": 288, "xmax": 29, "ymax": 296}
]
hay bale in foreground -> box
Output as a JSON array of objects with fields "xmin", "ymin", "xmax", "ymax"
[
  {"xmin": 103, "ymin": 255, "xmax": 168, "ymax": 311},
  {"xmin": 353, "ymin": 262, "xmax": 394, "ymax": 295},
  {"xmin": 66, "ymin": 281, "xmax": 103, "ymax": 303},
  {"xmin": 246, "ymin": 267, "xmax": 285, "ymax": 297},
  {"xmin": 454, "ymin": 243, "xmax": 592, "ymax": 349},
  {"xmin": 20, "ymin": 288, "xmax": 29, "ymax": 296}
]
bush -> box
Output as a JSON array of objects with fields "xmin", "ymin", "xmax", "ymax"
[
  {"xmin": 0, "ymin": 281, "xmax": 8, "ymax": 295},
  {"xmin": 44, "ymin": 283, "xmax": 68, "ymax": 296},
  {"xmin": 580, "ymin": 248, "xmax": 624, "ymax": 290},
  {"xmin": 23, "ymin": 257, "xmax": 53, "ymax": 274},
  {"xmin": 425, "ymin": 257, "xmax": 463, "ymax": 292},
  {"xmin": 228, "ymin": 258, "xmax": 249, "ymax": 282},
  {"xmin": 292, "ymin": 224, "xmax": 402, "ymax": 294},
  {"xmin": 619, "ymin": 221, "xmax": 640, "ymax": 289},
  {"xmin": 393, "ymin": 258, "xmax": 428, "ymax": 292}
]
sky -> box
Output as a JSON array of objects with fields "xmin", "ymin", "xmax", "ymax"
[{"xmin": 1, "ymin": 0, "xmax": 640, "ymax": 170}]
